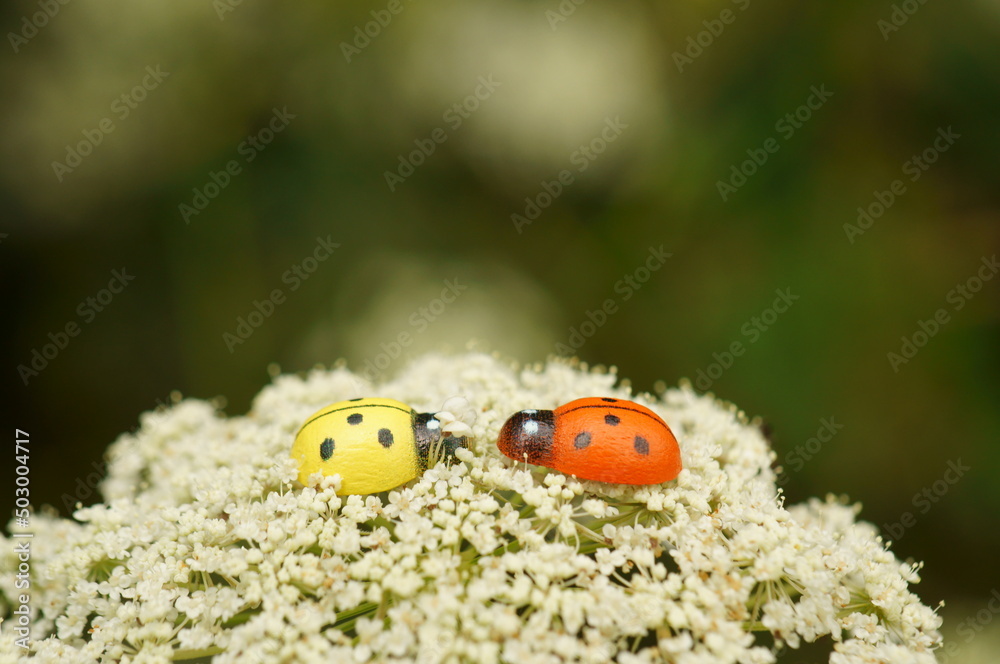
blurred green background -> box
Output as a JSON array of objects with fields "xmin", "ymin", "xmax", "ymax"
[{"xmin": 3, "ymin": 0, "xmax": 998, "ymax": 659}]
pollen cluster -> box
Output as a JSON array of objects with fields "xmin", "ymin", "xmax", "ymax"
[{"xmin": 0, "ymin": 353, "xmax": 942, "ymax": 663}]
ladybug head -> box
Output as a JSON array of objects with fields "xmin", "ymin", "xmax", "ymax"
[
  {"xmin": 497, "ymin": 409, "xmax": 555, "ymax": 465},
  {"xmin": 414, "ymin": 412, "xmax": 468, "ymax": 470}
]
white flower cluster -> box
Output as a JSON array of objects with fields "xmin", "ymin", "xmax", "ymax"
[{"xmin": 1, "ymin": 353, "xmax": 942, "ymax": 663}]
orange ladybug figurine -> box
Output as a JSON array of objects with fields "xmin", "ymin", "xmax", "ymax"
[{"xmin": 496, "ymin": 397, "xmax": 682, "ymax": 484}]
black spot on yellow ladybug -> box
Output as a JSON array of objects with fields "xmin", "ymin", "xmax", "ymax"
[{"xmin": 320, "ymin": 438, "xmax": 334, "ymax": 461}]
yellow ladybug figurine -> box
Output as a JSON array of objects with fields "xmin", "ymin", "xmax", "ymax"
[{"xmin": 290, "ymin": 397, "xmax": 468, "ymax": 495}]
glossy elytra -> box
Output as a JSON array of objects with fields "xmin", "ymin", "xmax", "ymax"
[
  {"xmin": 291, "ymin": 397, "xmax": 467, "ymax": 495},
  {"xmin": 496, "ymin": 397, "xmax": 682, "ymax": 484}
]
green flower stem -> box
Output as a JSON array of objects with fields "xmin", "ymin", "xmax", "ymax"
[
  {"xmin": 333, "ymin": 601, "xmax": 380, "ymax": 634},
  {"xmin": 171, "ymin": 645, "xmax": 224, "ymax": 662}
]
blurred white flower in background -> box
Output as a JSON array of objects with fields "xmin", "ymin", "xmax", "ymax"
[
  {"xmin": 0, "ymin": 0, "xmax": 266, "ymax": 225},
  {"xmin": 297, "ymin": 253, "xmax": 559, "ymax": 375},
  {"xmin": 1, "ymin": 0, "xmax": 669, "ymax": 226},
  {"xmin": 387, "ymin": 0, "xmax": 670, "ymax": 193},
  {"xmin": 0, "ymin": 352, "xmax": 943, "ymax": 663}
]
